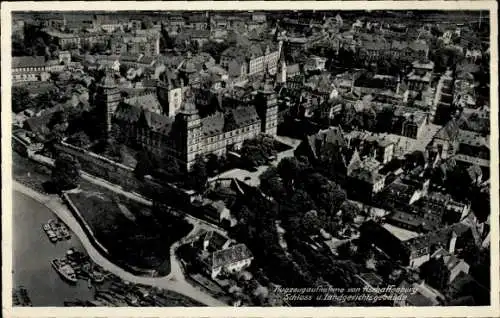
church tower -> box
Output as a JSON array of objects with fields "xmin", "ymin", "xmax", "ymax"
[
  {"xmin": 176, "ymin": 90, "xmax": 202, "ymax": 171},
  {"xmin": 276, "ymin": 58, "xmax": 287, "ymax": 85},
  {"xmin": 256, "ymin": 71, "xmax": 278, "ymax": 136},
  {"xmin": 95, "ymin": 68, "xmax": 121, "ymax": 139}
]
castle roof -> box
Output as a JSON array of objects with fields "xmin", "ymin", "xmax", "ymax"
[
  {"xmin": 124, "ymin": 93, "xmax": 162, "ymax": 113},
  {"xmin": 201, "ymin": 106, "xmax": 260, "ymax": 137},
  {"xmin": 231, "ymin": 106, "xmax": 260, "ymax": 127},
  {"xmin": 113, "ymin": 103, "xmax": 142, "ymax": 122},
  {"xmin": 113, "ymin": 103, "xmax": 174, "ymax": 135},
  {"xmin": 201, "ymin": 112, "xmax": 225, "ymax": 137}
]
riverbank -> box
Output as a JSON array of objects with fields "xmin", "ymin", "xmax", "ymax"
[
  {"xmin": 12, "ymin": 190, "xmax": 95, "ymax": 306},
  {"xmin": 12, "ymin": 181, "xmax": 228, "ymax": 306}
]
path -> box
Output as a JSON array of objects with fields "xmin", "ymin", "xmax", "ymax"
[
  {"xmin": 79, "ymin": 170, "xmax": 226, "ymax": 235},
  {"xmin": 13, "ymin": 181, "xmax": 227, "ymax": 307}
]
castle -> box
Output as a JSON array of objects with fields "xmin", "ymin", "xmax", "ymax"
[{"xmin": 95, "ymin": 69, "xmax": 278, "ymax": 171}]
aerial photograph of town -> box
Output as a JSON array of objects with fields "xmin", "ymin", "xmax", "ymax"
[{"xmin": 9, "ymin": 8, "xmax": 492, "ymax": 308}]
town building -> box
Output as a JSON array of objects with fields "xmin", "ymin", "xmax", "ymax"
[
  {"xmin": 220, "ymin": 40, "xmax": 282, "ymax": 77},
  {"xmin": 93, "ymin": 14, "xmax": 123, "ymax": 33},
  {"xmin": 209, "ymin": 243, "xmax": 253, "ymax": 279},
  {"xmin": 110, "ymin": 32, "xmax": 160, "ymax": 56},
  {"xmin": 430, "ymin": 248, "xmax": 470, "ymax": 283},
  {"xmin": 43, "ymin": 29, "xmax": 82, "ymax": 50},
  {"xmin": 12, "ymin": 56, "xmax": 51, "ymax": 83}
]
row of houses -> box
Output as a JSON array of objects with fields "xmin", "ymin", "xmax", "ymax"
[
  {"xmin": 42, "ymin": 28, "xmax": 161, "ymax": 56},
  {"xmin": 12, "ymin": 54, "xmax": 73, "ymax": 83}
]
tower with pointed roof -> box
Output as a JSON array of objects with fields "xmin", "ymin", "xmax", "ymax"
[
  {"xmin": 255, "ymin": 70, "xmax": 278, "ymax": 136},
  {"xmin": 276, "ymin": 57, "xmax": 287, "ymax": 85},
  {"xmin": 157, "ymin": 68, "xmax": 184, "ymax": 118},
  {"xmin": 176, "ymin": 89, "xmax": 202, "ymax": 171},
  {"xmin": 95, "ymin": 68, "xmax": 121, "ymax": 139}
]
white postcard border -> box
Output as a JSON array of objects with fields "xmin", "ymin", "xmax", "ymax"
[{"xmin": 1, "ymin": 1, "xmax": 498, "ymax": 317}]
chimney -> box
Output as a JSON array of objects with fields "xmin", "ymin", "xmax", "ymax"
[
  {"xmin": 351, "ymin": 74, "xmax": 355, "ymax": 93},
  {"xmin": 448, "ymin": 231, "xmax": 458, "ymax": 254}
]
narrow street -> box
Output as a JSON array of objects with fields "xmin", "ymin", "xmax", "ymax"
[{"xmin": 13, "ymin": 181, "xmax": 228, "ymax": 307}]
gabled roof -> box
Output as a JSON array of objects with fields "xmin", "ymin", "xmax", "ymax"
[
  {"xmin": 113, "ymin": 103, "xmax": 174, "ymax": 135},
  {"xmin": 230, "ymin": 106, "xmax": 260, "ymax": 128},
  {"xmin": 434, "ymin": 120, "xmax": 460, "ymax": 141},
  {"xmin": 203, "ymin": 230, "xmax": 229, "ymax": 251},
  {"xmin": 212, "ymin": 243, "xmax": 253, "ymax": 269},
  {"xmin": 467, "ymin": 164, "xmax": 483, "ymax": 180},
  {"xmin": 201, "ymin": 112, "xmax": 225, "ymax": 137},
  {"xmin": 12, "ymin": 56, "xmax": 46, "ymax": 69},
  {"xmin": 431, "ymin": 248, "xmax": 467, "ymax": 272},
  {"xmin": 125, "ymin": 93, "xmax": 161, "ymax": 112}
]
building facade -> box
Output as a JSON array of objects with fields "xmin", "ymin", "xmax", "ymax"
[{"xmin": 12, "ymin": 56, "xmax": 51, "ymax": 83}]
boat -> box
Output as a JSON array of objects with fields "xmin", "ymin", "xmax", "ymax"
[
  {"xmin": 42, "ymin": 224, "xmax": 51, "ymax": 232},
  {"xmin": 17, "ymin": 287, "xmax": 32, "ymax": 306},
  {"xmin": 46, "ymin": 230, "xmax": 58, "ymax": 243},
  {"xmin": 55, "ymin": 228, "xmax": 64, "ymax": 241},
  {"xmin": 60, "ymin": 227, "xmax": 71, "ymax": 240},
  {"xmin": 92, "ymin": 271, "xmax": 105, "ymax": 284},
  {"xmin": 48, "ymin": 219, "xmax": 59, "ymax": 231},
  {"xmin": 51, "ymin": 259, "xmax": 78, "ymax": 284}
]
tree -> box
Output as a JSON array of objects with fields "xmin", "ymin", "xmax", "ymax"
[
  {"xmin": 66, "ymin": 131, "xmax": 91, "ymax": 148},
  {"xmin": 314, "ymin": 181, "xmax": 346, "ymax": 215},
  {"xmin": 260, "ymin": 167, "xmax": 286, "ymax": 199},
  {"xmin": 281, "ymin": 189, "xmax": 316, "ymax": 216},
  {"xmin": 340, "ymin": 201, "xmax": 359, "ymax": 224},
  {"xmin": 47, "ymin": 111, "xmax": 69, "ymax": 143},
  {"xmin": 141, "ymin": 17, "xmax": 154, "ymax": 30},
  {"xmin": 119, "ymin": 64, "xmax": 129, "ymax": 78},
  {"xmin": 419, "ymin": 257, "xmax": 451, "ymax": 291},
  {"xmin": 34, "ymin": 89, "xmax": 58, "ymax": 111},
  {"xmin": 51, "ymin": 153, "xmax": 81, "ymax": 191},
  {"xmin": 205, "ymin": 153, "xmax": 222, "ymax": 176},
  {"xmin": 301, "ymin": 210, "xmax": 321, "ymax": 234},
  {"xmin": 276, "ymin": 157, "xmax": 303, "ymax": 189},
  {"xmin": 201, "ymin": 40, "xmax": 230, "ymax": 63},
  {"xmin": 337, "ymin": 241, "xmax": 358, "ymax": 259},
  {"xmin": 134, "ymin": 151, "xmax": 157, "ymax": 181},
  {"xmin": 12, "ymin": 86, "xmax": 34, "ymax": 113},
  {"xmin": 156, "ymin": 158, "xmax": 182, "ymax": 182},
  {"xmin": 188, "ymin": 156, "xmax": 208, "ymax": 191},
  {"xmin": 240, "ymin": 140, "xmax": 266, "ymax": 168}
]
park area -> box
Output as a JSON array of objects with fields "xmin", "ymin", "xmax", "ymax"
[{"xmin": 66, "ymin": 190, "xmax": 193, "ymax": 276}]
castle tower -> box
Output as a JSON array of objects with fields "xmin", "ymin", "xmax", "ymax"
[
  {"xmin": 95, "ymin": 68, "xmax": 121, "ymax": 139},
  {"xmin": 256, "ymin": 71, "xmax": 278, "ymax": 136},
  {"xmin": 176, "ymin": 90, "xmax": 202, "ymax": 171}
]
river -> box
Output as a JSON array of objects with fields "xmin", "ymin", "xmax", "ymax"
[{"xmin": 12, "ymin": 190, "xmax": 94, "ymax": 306}]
